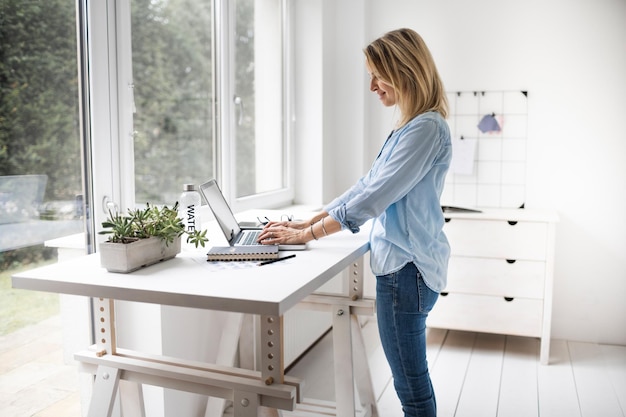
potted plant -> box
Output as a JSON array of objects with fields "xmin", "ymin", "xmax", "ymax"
[{"xmin": 98, "ymin": 202, "xmax": 208, "ymax": 273}]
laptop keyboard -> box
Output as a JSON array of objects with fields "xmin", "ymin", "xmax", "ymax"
[{"xmin": 239, "ymin": 230, "xmax": 261, "ymax": 245}]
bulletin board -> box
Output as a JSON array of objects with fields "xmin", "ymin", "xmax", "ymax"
[{"xmin": 441, "ymin": 90, "xmax": 529, "ymax": 209}]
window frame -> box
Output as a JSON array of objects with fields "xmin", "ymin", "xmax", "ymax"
[
  {"xmin": 217, "ymin": 0, "xmax": 296, "ymax": 212},
  {"xmin": 90, "ymin": 0, "xmax": 295, "ymax": 220}
]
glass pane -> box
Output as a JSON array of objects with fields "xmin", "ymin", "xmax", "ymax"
[
  {"xmin": 234, "ymin": 0, "xmax": 284, "ymax": 198},
  {"xmin": 0, "ymin": 0, "xmax": 86, "ymax": 333},
  {"xmin": 131, "ymin": 0, "xmax": 214, "ymax": 205}
]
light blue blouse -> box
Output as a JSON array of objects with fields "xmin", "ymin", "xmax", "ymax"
[{"xmin": 324, "ymin": 111, "xmax": 452, "ymax": 292}]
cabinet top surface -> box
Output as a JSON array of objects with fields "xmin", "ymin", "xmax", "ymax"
[{"xmin": 443, "ymin": 207, "xmax": 559, "ymax": 222}]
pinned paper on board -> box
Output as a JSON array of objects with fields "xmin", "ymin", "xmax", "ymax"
[{"xmin": 450, "ymin": 136, "xmax": 477, "ymax": 175}]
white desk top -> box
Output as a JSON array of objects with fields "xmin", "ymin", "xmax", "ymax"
[{"xmin": 12, "ymin": 227, "xmax": 370, "ymax": 317}]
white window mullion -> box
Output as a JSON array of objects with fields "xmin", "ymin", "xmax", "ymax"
[
  {"xmin": 215, "ymin": 0, "xmax": 235, "ymax": 202},
  {"xmin": 88, "ymin": 0, "xmax": 122, "ymax": 242},
  {"xmin": 115, "ymin": 0, "xmax": 136, "ymax": 212},
  {"xmin": 227, "ymin": 0, "xmax": 294, "ymax": 212}
]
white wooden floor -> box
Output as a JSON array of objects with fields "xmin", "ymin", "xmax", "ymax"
[
  {"xmin": 1, "ymin": 315, "xmax": 625, "ymax": 417},
  {"xmin": 287, "ymin": 317, "xmax": 626, "ymax": 417}
]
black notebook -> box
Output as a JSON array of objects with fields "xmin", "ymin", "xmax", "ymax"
[{"xmin": 206, "ymin": 245, "xmax": 279, "ymax": 261}]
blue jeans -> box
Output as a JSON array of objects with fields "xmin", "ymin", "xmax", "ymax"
[{"xmin": 376, "ymin": 262, "xmax": 438, "ymax": 417}]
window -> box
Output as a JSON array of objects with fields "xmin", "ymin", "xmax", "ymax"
[
  {"xmin": 232, "ymin": 0, "xmax": 285, "ymax": 199},
  {"xmin": 0, "ymin": 0, "xmax": 88, "ymax": 332},
  {"xmin": 122, "ymin": 0, "xmax": 292, "ymax": 209},
  {"xmin": 129, "ymin": 0, "xmax": 215, "ymax": 205}
]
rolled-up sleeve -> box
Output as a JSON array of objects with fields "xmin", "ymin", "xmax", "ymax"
[{"xmin": 325, "ymin": 117, "xmax": 444, "ymax": 234}]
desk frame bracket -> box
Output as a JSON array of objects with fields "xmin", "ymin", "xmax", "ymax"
[
  {"xmin": 349, "ymin": 260, "xmax": 364, "ymax": 301},
  {"xmin": 260, "ymin": 314, "xmax": 283, "ymax": 385},
  {"xmin": 94, "ymin": 298, "xmax": 116, "ymax": 356}
]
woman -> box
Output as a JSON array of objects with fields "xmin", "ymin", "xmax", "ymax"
[{"xmin": 258, "ymin": 28, "xmax": 451, "ymax": 417}]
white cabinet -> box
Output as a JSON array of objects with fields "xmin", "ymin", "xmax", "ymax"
[{"xmin": 427, "ymin": 209, "xmax": 558, "ymax": 364}]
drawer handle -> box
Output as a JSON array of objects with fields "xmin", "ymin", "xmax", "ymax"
[
  {"xmin": 444, "ymin": 218, "xmax": 451, "ymax": 223},
  {"xmin": 507, "ymin": 220, "xmax": 518, "ymax": 226},
  {"xmin": 440, "ymin": 292, "xmax": 449, "ymax": 297},
  {"xmin": 504, "ymin": 297, "xmax": 514, "ymax": 302},
  {"xmin": 506, "ymin": 259, "xmax": 516, "ymax": 264}
]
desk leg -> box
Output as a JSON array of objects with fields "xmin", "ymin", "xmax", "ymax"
[
  {"xmin": 351, "ymin": 315, "xmax": 379, "ymax": 417},
  {"xmin": 205, "ymin": 313, "xmax": 245, "ymax": 417},
  {"xmin": 88, "ymin": 365, "xmax": 120, "ymax": 417},
  {"xmin": 119, "ymin": 379, "xmax": 146, "ymax": 417},
  {"xmin": 88, "ymin": 298, "xmax": 121, "ymax": 417},
  {"xmin": 90, "ymin": 299, "xmax": 145, "ymax": 417},
  {"xmin": 333, "ymin": 304, "xmax": 356, "ymax": 417},
  {"xmin": 332, "ymin": 256, "xmax": 378, "ymax": 417}
]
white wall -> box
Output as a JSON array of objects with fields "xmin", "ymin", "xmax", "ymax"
[
  {"xmin": 294, "ymin": 0, "xmax": 626, "ymax": 345},
  {"xmin": 294, "ymin": 0, "xmax": 367, "ymax": 204}
]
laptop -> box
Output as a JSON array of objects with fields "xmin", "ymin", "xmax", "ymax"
[{"xmin": 198, "ymin": 179, "xmax": 306, "ymax": 251}]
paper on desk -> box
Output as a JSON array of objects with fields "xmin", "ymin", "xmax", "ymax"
[
  {"xmin": 190, "ymin": 255, "xmax": 257, "ymax": 271},
  {"xmin": 450, "ymin": 136, "xmax": 477, "ymax": 175}
]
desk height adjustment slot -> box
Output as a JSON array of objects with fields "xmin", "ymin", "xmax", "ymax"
[
  {"xmin": 94, "ymin": 298, "xmax": 116, "ymax": 356},
  {"xmin": 260, "ymin": 315, "xmax": 283, "ymax": 385},
  {"xmin": 349, "ymin": 261, "xmax": 364, "ymax": 301}
]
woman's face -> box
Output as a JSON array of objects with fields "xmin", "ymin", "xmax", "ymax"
[{"xmin": 366, "ymin": 61, "xmax": 396, "ymax": 107}]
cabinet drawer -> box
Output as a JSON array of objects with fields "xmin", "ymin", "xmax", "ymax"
[
  {"xmin": 427, "ymin": 293, "xmax": 543, "ymax": 338},
  {"xmin": 446, "ymin": 256, "xmax": 545, "ymax": 299},
  {"xmin": 443, "ymin": 219, "xmax": 548, "ymax": 260}
]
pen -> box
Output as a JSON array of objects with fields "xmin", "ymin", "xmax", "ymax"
[{"xmin": 258, "ymin": 254, "xmax": 296, "ymax": 266}]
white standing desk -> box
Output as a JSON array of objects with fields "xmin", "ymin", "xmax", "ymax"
[{"xmin": 12, "ymin": 226, "xmax": 378, "ymax": 417}]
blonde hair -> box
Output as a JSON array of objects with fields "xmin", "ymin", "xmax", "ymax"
[{"xmin": 364, "ymin": 28, "xmax": 448, "ymax": 126}]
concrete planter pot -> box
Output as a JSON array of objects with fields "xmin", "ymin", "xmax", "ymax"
[{"xmin": 100, "ymin": 236, "xmax": 181, "ymax": 273}]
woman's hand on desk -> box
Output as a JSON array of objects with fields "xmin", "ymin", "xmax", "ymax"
[
  {"xmin": 264, "ymin": 218, "xmax": 310, "ymax": 230},
  {"xmin": 257, "ymin": 222, "xmax": 307, "ymax": 245},
  {"xmin": 257, "ymin": 212, "xmax": 339, "ymax": 245}
]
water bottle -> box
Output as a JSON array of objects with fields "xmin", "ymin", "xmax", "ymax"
[{"xmin": 179, "ymin": 184, "xmax": 201, "ymax": 234}]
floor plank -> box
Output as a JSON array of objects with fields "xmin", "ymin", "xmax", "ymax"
[
  {"xmin": 600, "ymin": 344, "xmax": 626, "ymax": 415},
  {"xmin": 285, "ymin": 331, "xmax": 335, "ymax": 402},
  {"xmin": 33, "ymin": 392, "xmax": 82, "ymax": 417},
  {"xmin": 455, "ymin": 333, "xmax": 505, "ymax": 417},
  {"xmin": 358, "ymin": 317, "xmax": 393, "ymax": 403},
  {"xmin": 425, "ymin": 327, "xmax": 447, "ymax": 370},
  {"xmin": 375, "ymin": 379, "xmax": 403, "ymax": 417},
  {"xmin": 430, "ymin": 330, "xmax": 476, "ymax": 417},
  {"xmin": 366, "ymin": 334, "xmax": 392, "ymax": 401},
  {"xmin": 497, "ymin": 336, "xmax": 539, "ymax": 417},
  {"xmin": 537, "ymin": 339, "xmax": 582, "ymax": 417},
  {"xmin": 569, "ymin": 341, "xmax": 625, "ymax": 417}
]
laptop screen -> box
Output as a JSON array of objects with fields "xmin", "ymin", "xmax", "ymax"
[{"xmin": 199, "ymin": 179, "xmax": 241, "ymax": 245}]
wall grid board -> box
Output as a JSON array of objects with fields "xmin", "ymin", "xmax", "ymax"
[{"xmin": 442, "ymin": 90, "xmax": 529, "ymax": 209}]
